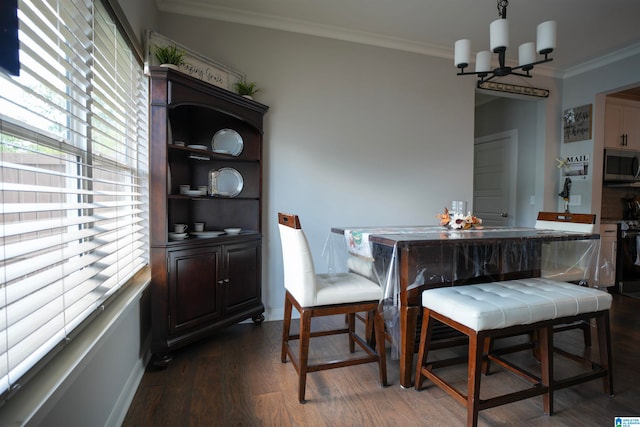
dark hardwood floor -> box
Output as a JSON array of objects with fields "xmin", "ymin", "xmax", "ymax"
[{"xmin": 123, "ymin": 293, "xmax": 640, "ymax": 426}]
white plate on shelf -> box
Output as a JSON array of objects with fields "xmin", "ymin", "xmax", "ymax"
[
  {"xmin": 191, "ymin": 231, "xmax": 225, "ymax": 238},
  {"xmin": 224, "ymin": 228, "xmax": 242, "ymax": 235},
  {"xmin": 211, "ymin": 129, "xmax": 243, "ymax": 156},
  {"xmin": 187, "ymin": 144, "xmax": 207, "ymax": 150},
  {"xmin": 168, "ymin": 232, "xmax": 188, "ymax": 240},
  {"xmin": 209, "ymin": 167, "xmax": 243, "ymax": 197},
  {"xmin": 181, "ymin": 189, "xmax": 205, "ymax": 196}
]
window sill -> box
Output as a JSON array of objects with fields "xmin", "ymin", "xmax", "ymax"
[{"xmin": 0, "ymin": 266, "xmax": 151, "ymax": 425}]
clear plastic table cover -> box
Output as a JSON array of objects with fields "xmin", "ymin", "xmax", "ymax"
[{"xmin": 323, "ymin": 225, "xmax": 606, "ymax": 359}]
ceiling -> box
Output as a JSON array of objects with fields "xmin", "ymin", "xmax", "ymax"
[{"xmin": 156, "ymin": 0, "xmax": 640, "ymax": 78}]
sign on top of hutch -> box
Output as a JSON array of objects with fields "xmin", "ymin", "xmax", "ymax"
[{"xmin": 145, "ymin": 30, "xmax": 244, "ymax": 91}]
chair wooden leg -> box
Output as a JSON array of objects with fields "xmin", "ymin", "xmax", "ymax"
[
  {"xmin": 281, "ymin": 293, "xmax": 293, "ymax": 363},
  {"xmin": 365, "ymin": 311, "xmax": 375, "ymax": 346},
  {"xmin": 373, "ymin": 308, "xmax": 388, "ymax": 386},
  {"xmin": 414, "ymin": 308, "xmax": 434, "ymax": 391},
  {"xmin": 467, "ymin": 331, "xmax": 483, "ymax": 427},
  {"xmin": 596, "ymin": 311, "xmax": 614, "ymax": 396},
  {"xmin": 298, "ymin": 309, "xmax": 312, "ymax": 403},
  {"xmin": 348, "ymin": 313, "xmax": 356, "ymax": 353}
]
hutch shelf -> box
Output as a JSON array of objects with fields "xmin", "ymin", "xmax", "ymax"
[{"xmin": 149, "ymin": 66, "xmax": 268, "ymax": 366}]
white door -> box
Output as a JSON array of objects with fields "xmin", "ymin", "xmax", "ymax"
[{"xmin": 473, "ymin": 130, "xmax": 517, "ymax": 226}]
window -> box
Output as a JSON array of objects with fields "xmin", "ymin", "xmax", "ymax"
[{"xmin": 0, "ymin": 0, "xmax": 148, "ymax": 398}]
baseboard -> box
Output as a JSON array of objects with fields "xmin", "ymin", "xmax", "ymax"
[{"xmin": 107, "ymin": 342, "xmax": 151, "ymax": 427}]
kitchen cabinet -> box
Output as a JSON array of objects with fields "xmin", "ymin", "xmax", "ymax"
[
  {"xmin": 149, "ymin": 67, "xmax": 268, "ymax": 365},
  {"xmin": 595, "ymin": 223, "xmax": 617, "ymax": 288},
  {"xmin": 604, "ymin": 99, "xmax": 640, "ymax": 149}
]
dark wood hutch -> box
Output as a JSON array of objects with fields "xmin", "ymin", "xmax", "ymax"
[{"xmin": 149, "ymin": 66, "xmax": 268, "ymax": 365}]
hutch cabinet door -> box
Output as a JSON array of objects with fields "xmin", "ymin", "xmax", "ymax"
[
  {"xmin": 168, "ymin": 246, "xmax": 222, "ymax": 333},
  {"xmin": 223, "ymin": 239, "xmax": 261, "ymax": 313}
]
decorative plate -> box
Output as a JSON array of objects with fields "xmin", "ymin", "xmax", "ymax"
[
  {"xmin": 187, "ymin": 144, "xmax": 207, "ymax": 150},
  {"xmin": 209, "ymin": 167, "xmax": 243, "ymax": 197},
  {"xmin": 168, "ymin": 232, "xmax": 188, "ymax": 240},
  {"xmin": 182, "ymin": 189, "xmax": 205, "ymax": 196},
  {"xmin": 191, "ymin": 231, "xmax": 225, "ymax": 238},
  {"xmin": 211, "ymin": 129, "xmax": 243, "ymax": 156}
]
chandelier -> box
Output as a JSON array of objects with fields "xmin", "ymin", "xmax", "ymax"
[{"xmin": 454, "ymin": 0, "xmax": 556, "ymax": 84}]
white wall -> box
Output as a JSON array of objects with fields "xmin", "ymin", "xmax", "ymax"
[
  {"xmin": 156, "ymin": 15, "xmax": 478, "ymax": 319},
  {"xmin": 116, "ymin": 0, "xmax": 157, "ymax": 44}
]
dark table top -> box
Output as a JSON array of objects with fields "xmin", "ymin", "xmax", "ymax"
[{"xmin": 331, "ymin": 225, "xmax": 600, "ymax": 249}]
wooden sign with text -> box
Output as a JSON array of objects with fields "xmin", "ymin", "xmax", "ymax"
[
  {"xmin": 563, "ymin": 104, "xmax": 592, "ymax": 143},
  {"xmin": 144, "ymin": 30, "xmax": 243, "ymax": 91}
]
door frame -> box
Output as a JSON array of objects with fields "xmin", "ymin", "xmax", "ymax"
[{"xmin": 474, "ymin": 129, "xmax": 518, "ymax": 226}]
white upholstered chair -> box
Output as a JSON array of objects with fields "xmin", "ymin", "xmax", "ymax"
[
  {"xmin": 534, "ymin": 211, "xmax": 598, "ymax": 345},
  {"xmin": 535, "ymin": 211, "xmax": 598, "ymax": 284},
  {"xmin": 278, "ymin": 213, "xmax": 387, "ymax": 403}
]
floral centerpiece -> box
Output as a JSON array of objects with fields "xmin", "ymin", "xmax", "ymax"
[{"xmin": 436, "ymin": 207, "xmax": 483, "ymax": 230}]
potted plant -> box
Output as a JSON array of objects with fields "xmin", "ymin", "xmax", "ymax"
[
  {"xmin": 233, "ymin": 79, "xmax": 260, "ymax": 99},
  {"xmin": 154, "ymin": 45, "xmax": 185, "ymax": 70}
]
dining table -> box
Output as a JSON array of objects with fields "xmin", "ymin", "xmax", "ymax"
[{"xmin": 329, "ymin": 225, "xmax": 601, "ymax": 388}]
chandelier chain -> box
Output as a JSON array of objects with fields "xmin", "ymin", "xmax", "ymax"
[{"xmin": 497, "ymin": 0, "xmax": 508, "ymax": 18}]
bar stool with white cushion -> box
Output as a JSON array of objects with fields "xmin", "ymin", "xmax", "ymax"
[
  {"xmin": 278, "ymin": 213, "xmax": 387, "ymax": 403},
  {"xmin": 414, "ymin": 279, "xmax": 613, "ymax": 427}
]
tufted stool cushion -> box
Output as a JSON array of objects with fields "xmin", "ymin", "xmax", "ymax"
[{"xmin": 421, "ymin": 278, "xmax": 612, "ymax": 332}]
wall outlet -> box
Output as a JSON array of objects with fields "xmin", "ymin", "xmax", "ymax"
[
  {"xmin": 529, "ymin": 196, "xmax": 535, "ymax": 205},
  {"xmin": 569, "ymin": 194, "xmax": 581, "ymax": 206}
]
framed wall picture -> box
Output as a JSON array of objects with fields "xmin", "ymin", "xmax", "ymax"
[
  {"xmin": 145, "ymin": 30, "xmax": 244, "ymax": 91},
  {"xmin": 563, "ymin": 104, "xmax": 592, "ymax": 143}
]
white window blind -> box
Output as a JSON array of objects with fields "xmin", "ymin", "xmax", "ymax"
[{"xmin": 0, "ymin": 0, "xmax": 148, "ymax": 398}]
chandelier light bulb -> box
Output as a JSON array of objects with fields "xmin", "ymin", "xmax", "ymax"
[
  {"xmin": 518, "ymin": 42, "xmax": 536, "ymax": 67},
  {"xmin": 475, "ymin": 51, "xmax": 492, "ymax": 73},
  {"xmin": 490, "ymin": 18, "xmax": 509, "ymax": 52},
  {"xmin": 454, "ymin": 39, "xmax": 471, "ymax": 68},
  {"xmin": 537, "ymin": 20, "xmax": 557, "ymax": 54}
]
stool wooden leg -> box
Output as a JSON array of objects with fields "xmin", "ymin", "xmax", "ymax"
[
  {"xmin": 467, "ymin": 331, "xmax": 483, "ymax": 427},
  {"xmin": 414, "ymin": 308, "xmax": 434, "ymax": 391},
  {"xmin": 481, "ymin": 336, "xmax": 493, "ymax": 375},
  {"xmin": 581, "ymin": 321, "xmax": 592, "ymax": 347},
  {"xmin": 298, "ymin": 309, "xmax": 312, "ymax": 403},
  {"xmin": 596, "ymin": 311, "xmax": 614, "ymax": 396},
  {"xmin": 538, "ymin": 326, "xmax": 554, "ymax": 415}
]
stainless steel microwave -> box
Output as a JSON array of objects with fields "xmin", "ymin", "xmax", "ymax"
[{"xmin": 604, "ymin": 149, "xmax": 640, "ymax": 182}]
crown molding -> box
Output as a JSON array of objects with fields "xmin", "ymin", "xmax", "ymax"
[
  {"xmin": 155, "ymin": 0, "xmax": 452, "ymax": 58},
  {"xmin": 562, "ymin": 42, "xmax": 640, "ymax": 79}
]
